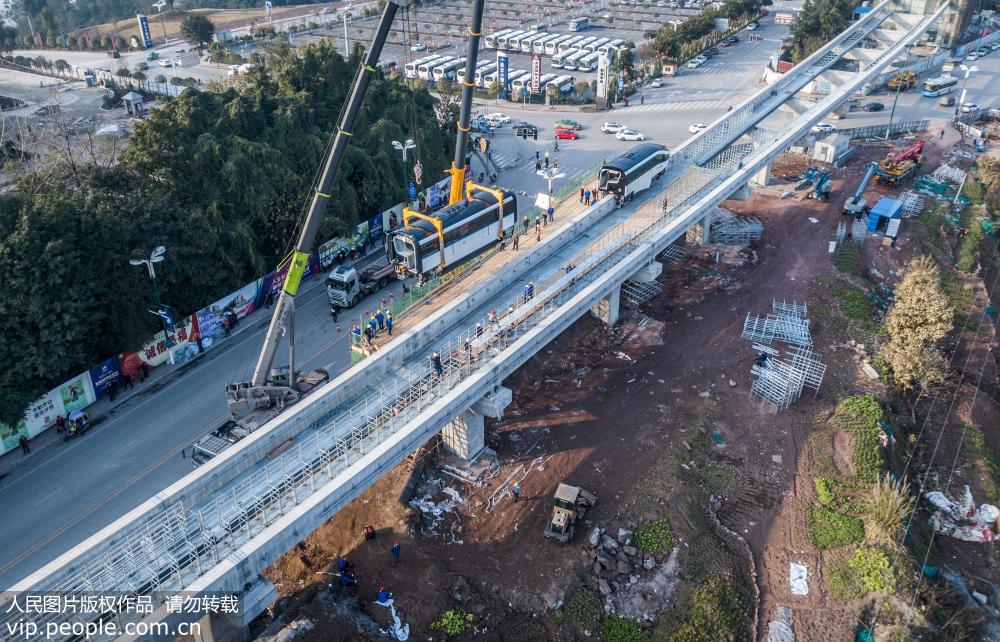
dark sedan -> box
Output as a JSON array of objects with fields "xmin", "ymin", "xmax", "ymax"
[{"xmin": 863, "ymin": 102, "xmax": 885, "ymax": 112}]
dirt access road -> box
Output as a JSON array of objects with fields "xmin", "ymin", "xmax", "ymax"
[{"xmin": 251, "ymin": 128, "xmax": 999, "ymax": 640}]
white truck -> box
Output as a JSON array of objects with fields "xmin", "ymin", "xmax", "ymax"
[{"xmin": 326, "ymin": 262, "xmax": 397, "ymax": 309}]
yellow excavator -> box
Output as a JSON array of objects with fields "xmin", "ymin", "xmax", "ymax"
[
  {"xmin": 886, "ymin": 71, "xmax": 916, "ymax": 91},
  {"xmin": 544, "ymin": 483, "xmax": 598, "ymax": 543}
]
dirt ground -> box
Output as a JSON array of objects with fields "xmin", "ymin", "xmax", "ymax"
[{"xmin": 254, "ymin": 126, "xmax": 1000, "ymax": 641}]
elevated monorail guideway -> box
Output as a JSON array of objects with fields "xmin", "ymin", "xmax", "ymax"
[{"xmin": 4, "ymin": 2, "xmax": 946, "ymax": 637}]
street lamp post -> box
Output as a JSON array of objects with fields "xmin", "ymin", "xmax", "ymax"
[
  {"xmin": 536, "ymin": 167, "xmax": 565, "ymax": 209},
  {"xmin": 954, "ymin": 64, "xmax": 978, "ymax": 123},
  {"xmin": 392, "ymin": 138, "xmax": 416, "ymax": 203},
  {"xmin": 129, "ymin": 246, "xmax": 176, "ymax": 365},
  {"xmin": 885, "ymin": 45, "xmax": 912, "ymax": 139}
]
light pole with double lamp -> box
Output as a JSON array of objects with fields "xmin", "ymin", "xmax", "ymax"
[
  {"xmin": 129, "ymin": 245, "xmax": 176, "ymax": 365},
  {"xmin": 954, "ymin": 64, "xmax": 978, "ymax": 123},
  {"xmin": 392, "ymin": 138, "xmax": 416, "ymax": 202}
]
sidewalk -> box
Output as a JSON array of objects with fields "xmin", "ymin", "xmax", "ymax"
[{"xmin": 0, "ymin": 247, "xmax": 382, "ymax": 479}]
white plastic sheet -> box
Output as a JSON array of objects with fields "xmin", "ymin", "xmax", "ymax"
[{"xmin": 789, "ymin": 563, "xmax": 809, "ymax": 595}]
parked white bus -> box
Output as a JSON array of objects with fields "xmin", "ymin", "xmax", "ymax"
[
  {"xmin": 546, "ymin": 74, "xmax": 576, "ymax": 93},
  {"xmin": 532, "ymin": 73, "xmax": 558, "ymax": 92},
  {"xmin": 405, "ymin": 55, "xmax": 444, "ymax": 79},
  {"xmin": 533, "ymin": 33, "xmax": 559, "ymax": 54},
  {"xmin": 419, "ymin": 55, "xmax": 454, "ymax": 80},
  {"xmin": 458, "ymin": 60, "xmax": 491, "ymax": 85},
  {"xmin": 508, "ymin": 32, "xmax": 533, "ymax": 51},
  {"xmin": 562, "ymin": 49, "xmax": 589, "ymax": 71},
  {"xmin": 505, "ymin": 69, "xmax": 529, "ymax": 84},
  {"xmin": 529, "ymin": 23, "xmax": 548, "ymax": 32},
  {"xmin": 577, "ymin": 52, "xmax": 600, "ymax": 72},
  {"xmin": 484, "ymin": 28, "xmax": 515, "ymax": 49},
  {"xmin": 568, "ymin": 17, "xmax": 590, "ymax": 31},
  {"xmin": 546, "ymin": 34, "xmax": 573, "ymax": 55},
  {"xmin": 520, "ymin": 32, "xmax": 548, "ymax": 53},
  {"xmin": 598, "ymin": 38, "xmax": 625, "ymax": 55},
  {"xmin": 496, "ymin": 30, "xmax": 525, "ymax": 49},
  {"xmin": 484, "ymin": 68, "xmax": 526, "ymax": 86},
  {"xmin": 574, "ymin": 36, "xmax": 598, "ymax": 52},
  {"xmin": 473, "ymin": 62, "xmax": 498, "ymax": 86},
  {"xmin": 433, "ymin": 58, "xmax": 466, "ymax": 82},
  {"xmin": 558, "ymin": 35, "xmax": 586, "ymax": 53},
  {"xmin": 551, "ymin": 48, "xmax": 578, "ymax": 69},
  {"xmin": 584, "ymin": 37, "xmax": 610, "ymax": 53}
]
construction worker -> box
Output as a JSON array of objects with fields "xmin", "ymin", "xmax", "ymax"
[
  {"xmin": 386, "ymin": 313, "xmax": 394, "ymax": 336},
  {"xmin": 340, "ymin": 572, "xmax": 358, "ymax": 588},
  {"xmin": 376, "ymin": 309, "xmax": 385, "ymax": 331},
  {"xmin": 391, "ymin": 542, "xmax": 401, "ymax": 565},
  {"xmin": 487, "ymin": 310, "xmax": 497, "ymax": 328},
  {"xmin": 377, "ymin": 586, "xmax": 393, "ymax": 604},
  {"xmin": 476, "ymin": 322, "xmax": 483, "ymax": 337},
  {"xmin": 511, "ymin": 483, "xmax": 522, "ymax": 502},
  {"xmin": 338, "ymin": 556, "xmax": 352, "ymax": 573},
  {"xmin": 430, "ymin": 351, "xmax": 443, "ymax": 377}
]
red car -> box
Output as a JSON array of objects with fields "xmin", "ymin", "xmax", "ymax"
[{"xmin": 555, "ymin": 128, "xmax": 579, "ymax": 140}]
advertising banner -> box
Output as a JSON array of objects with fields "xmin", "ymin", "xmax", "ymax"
[
  {"xmin": 0, "ymin": 419, "xmax": 27, "ymax": 455},
  {"xmin": 425, "ymin": 176, "xmax": 452, "ymax": 211},
  {"xmin": 368, "ymin": 213, "xmax": 384, "ymax": 246},
  {"xmin": 57, "ymin": 373, "xmax": 96, "ymax": 415},
  {"xmin": 198, "ymin": 280, "xmax": 260, "ymax": 343},
  {"xmin": 88, "ymin": 356, "xmax": 122, "ymax": 399},
  {"xmin": 24, "ymin": 390, "xmax": 63, "ymax": 437},
  {"xmin": 136, "ymin": 14, "xmax": 153, "ymax": 49},
  {"xmin": 134, "ymin": 314, "xmax": 200, "ymax": 365},
  {"xmin": 531, "ymin": 53, "xmax": 542, "ymax": 94}
]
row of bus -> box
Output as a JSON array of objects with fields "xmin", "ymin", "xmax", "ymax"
[
  {"xmin": 404, "ymin": 55, "xmax": 576, "ymax": 93},
  {"xmin": 483, "ymin": 30, "xmax": 627, "ymax": 61},
  {"xmin": 551, "ymin": 49, "xmax": 602, "ymax": 71}
]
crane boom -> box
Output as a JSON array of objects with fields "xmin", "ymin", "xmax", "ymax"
[
  {"xmin": 227, "ymin": 0, "xmax": 404, "ymax": 415},
  {"xmin": 448, "ymin": 0, "xmax": 486, "ymax": 205}
]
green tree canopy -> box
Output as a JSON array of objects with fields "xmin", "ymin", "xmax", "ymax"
[{"xmin": 180, "ymin": 13, "xmax": 215, "ymax": 48}]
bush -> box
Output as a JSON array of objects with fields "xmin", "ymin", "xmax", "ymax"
[
  {"xmin": 633, "ymin": 518, "xmax": 676, "ymax": 556},
  {"xmin": 956, "ymin": 221, "xmax": 983, "ymax": 273},
  {"xmin": 429, "ymin": 610, "xmax": 474, "ymax": 635},
  {"xmin": 863, "ymin": 474, "xmax": 910, "ymax": 549},
  {"xmin": 603, "ymin": 616, "xmax": 650, "ymax": 642},
  {"xmin": 848, "ymin": 546, "xmax": 897, "ymax": 594},
  {"xmin": 661, "ymin": 576, "xmax": 745, "ymax": 642},
  {"xmin": 807, "ymin": 505, "xmax": 864, "ymax": 549},
  {"xmin": 814, "ymin": 477, "xmax": 834, "ymax": 505},
  {"xmin": 154, "ymin": 74, "xmax": 167, "ymax": 83},
  {"xmin": 841, "ymin": 395, "xmax": 882, "ymax": 425}
]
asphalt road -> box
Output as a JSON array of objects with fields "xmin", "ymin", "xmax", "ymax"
[{"xmin": 0, "ymin": 267, "xmax": 408, "ymax": 589}]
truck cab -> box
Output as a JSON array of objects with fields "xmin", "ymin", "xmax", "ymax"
[{"xmin": 327, "ymin": 265, "xmax": 361, "ymax": 308}]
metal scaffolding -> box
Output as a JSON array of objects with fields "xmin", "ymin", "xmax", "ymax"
[
  {"xmin": 744, "ymin": 303, "xmax": 826, "ymax": 412},
  {"xmin": 788, "ymin": 346, "xmax": 828, "ymax": 397},
  {"xmin": 851, "ymin": 214, "xmax": 868, "ymax": 245},
  {"xmin": 750, "ymin": 355, "xmax": 805, "ymax": 413},
  {"xmin": 622, "ymin": 279, "xmax": 663, "ymax": 307},
  {"xmin": 659, "ymin": 245, "xmax": 687, "ymax": 264},
  {"xmin": 742, "ymin": 313, "xmax": 812, "ymax": 347},
  {"xmin": 773, "ymin": 299, "xmax": 807, "ymax": 319},
  {"xmin": 835, "ymin": 221, "xmax": 846, "ymax": 245},
  {"xmin": 709, "ymin": 208, "xmax": 764, "ymax": 245},
  {"xmin": 898, "ymin": 190, "xmax": 926, "ymax": 218}
]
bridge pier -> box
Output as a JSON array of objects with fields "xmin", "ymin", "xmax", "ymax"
[
  {"xmin": 751, "ymin": 163, "xmax": 771, "ymax": 187},
  {"xmin": 630, "ymin": 260, "xmax": 663, "ymax": 283},
  {"xmin": 442, "ymin": 385, "xmax": 512, "ymax": 461},
  {"xmin": 590, "ymin": 284, "xmax": 621, "ymax": 326},
  {"xmin": 186, "ymin": 576, "xmax": 275, "ymax": 642}
]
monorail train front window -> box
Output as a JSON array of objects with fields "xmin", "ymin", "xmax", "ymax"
[
  {"xmin": 599, "ymin": 168, "xmax": 623, "ymax": 193},
  {"xmin": 392, "ymin": 234, "xmax": 417, "ymax": 271}
]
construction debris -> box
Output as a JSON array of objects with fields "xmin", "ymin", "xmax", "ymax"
[
  {"xmin": 409, "ymin": 479, "xmax": 465, "ymax": 545},
  {"xmin": 897, "ymin": 190, "xmax": 926, "ymax": 218},
  {"xmin": 926, "ymin": 486, "xmax": 1000, "ymax": 543},
  {"xmin": 622, "ymin": 279, "xmax": 663, "ymax": 307},
  {"xmin": 931, "ymin": 163, "xmax": 967, "ymax": 185}
]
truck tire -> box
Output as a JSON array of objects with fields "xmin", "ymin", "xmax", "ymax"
[
  {"xmin": 378, "ymin": 277, "xmax": 389, "ymax": 289},
  {"xmin": 351, "ymin": 294, "xmax": 360, "ymax": 307}
]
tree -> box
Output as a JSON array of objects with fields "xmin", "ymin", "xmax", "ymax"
[
  {"xmin": 486, "ymin": 81, "xmax": 501, "ymax": 99},
  {"xmin": 788, "ymin": 0, "xmax": 855, "ymax": 62},
  {"xmin": 881, "ymin": 256, "xmax": 954, "ymax": 408},
  {"xmin": 65, "ymin": 35, "xmax": 77, "ymax": 50},
  {"xmin": 53, "ymin": 59, "xmax": 69, "ymax": 74},
  {"xmin": 100, "ymin": 34, "xmax": 111, "ymax": 49},
  {"xmin": 133, "ymin": 71, "xmax": 146, "ymax": 80},
  {"xmin": 180, "ymin": 14, "xmax": 215, "ymax": 49},
  {"xmin": 154, "ymin": 74, "xmax": 167, "ymax": 83},
  {"xmin": 116, "ymin": 66, "xmax": 131, "ymax": 78}
]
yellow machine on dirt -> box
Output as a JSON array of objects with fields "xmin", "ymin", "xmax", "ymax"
[
  {"xmin": 544, "ymin": 483, "xmax": 598, "ymax": 543},
  {"xmin": 887, "ymin": 71, "xmax": 916, "ymax": 91}
]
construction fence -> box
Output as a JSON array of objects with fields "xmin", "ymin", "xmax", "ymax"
[{"xmin": 836, "ymin": 119, "xmax": 930, "ymax": 141}]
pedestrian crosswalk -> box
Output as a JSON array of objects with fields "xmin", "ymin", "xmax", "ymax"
[
  {"xmin": 616, "ymin": 99, "xmax": 727, "ymax": 113},
  {"xmin": 695, "ymin": 67, "xmax": 760, "ymax": 79}
]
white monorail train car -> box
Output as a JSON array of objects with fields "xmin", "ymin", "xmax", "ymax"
[
  {"xmin": 597, "ymin": 143, "xmax": 672, "ymax": 204},
  {"xmin": 388, "ymin": 190, "xmax": 518, "ymax": 276}
]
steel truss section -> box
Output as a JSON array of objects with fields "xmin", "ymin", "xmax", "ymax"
[
  {"xmin": 788, "ymin": 345, "xmax": 827, "ymax": 397},
  {"xmin": 898, "ymin": 190, "xmax": 926, "ymax": 218},
  {"xmin": 750, "ymin": 355, "xmax": 805, "ymax": 413},
  {"xmin": 709, "ymin": 208, "xmax": 764, "ymax": 245},
  {"xmin": 659, "ymin": 245, "xmax": 687, "ymax": 264},
  {"xmin": 772, "ymin": 299, "xmax": 807, "ymax": 320},
  {"xmin": 852, "ymin": 214, "xmax": 868, "ymax": 245}
]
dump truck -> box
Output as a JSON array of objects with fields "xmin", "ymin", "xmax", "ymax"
[
  {"xmin": 327, "ymin": 262, "xmax": 397, "ymax": 309},
  {"xmin": 544, "ymin": 483, "xmax": 598, "ymax": 543}
]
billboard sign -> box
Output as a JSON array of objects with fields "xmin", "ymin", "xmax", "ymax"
[
  {"xmin": 530, "ymin": 53, "xmax": 542, "ymax": 94},
  {"xmin": 88, "ymin": 356, "xmax": 122, "ymax": 399},
  {"xmin": 596, "ymin": 53, "xmax": 610, "ymax": 98},
  {"xmin": 137, "ymin": 14, "xmax": 154, "ymax": 49},
  {"xmin": 496, "ymin": 53, "xmax": 509, "ymax": 98}
]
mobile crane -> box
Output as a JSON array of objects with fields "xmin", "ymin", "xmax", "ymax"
[
  {"xmin": 875, "ymin": 140, "xmax": 924, "ymax": 186},
  {"xmin": 843, "ymin": 163, "xmax": 877, "ymax": 217},
  {"xmin": 217, "ymin": 0, "xmax": 490, "ymax": 433}
]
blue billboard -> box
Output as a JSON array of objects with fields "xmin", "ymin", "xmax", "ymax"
[
  {"xmin": 137, "ymin": 14, "xmax": 154, "ymax": 49},
  {"xmin": 496, "ymin": 53, "xmax": 509, "ymax": 99},
  {"xmin": 88, "ymin": 356, "xmax": 122, "ymax": 399}
]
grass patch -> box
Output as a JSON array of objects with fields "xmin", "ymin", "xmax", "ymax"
[
  {"xmin": 911, "ymin": 201, "xmax": 952, "ymax": 258},
  {"xmin": 634, "ymin": 518, "xmax": 677, "ymax": 556},
  {"xmin": 807, "ymin": 505, "xmax": 864, "ymax": 549},
  {"xmin": 558, "ymin": 587, "xmax": 602, "ymax": 631},
  {"xmin": 832, "ymin": 287, "xmax": 874, "ymax": 321},
  {"xmin": 827, "ymin": 546, "xmax": 899, "ymax": 599},
  {"xmin": 658, "ymin": 576, "xmax": 746, "ymax": 642},
  {"xmin": 602, "ymin": 616, "xmax": 650, "ymax": 642},
  {"xmin": 837, "ymin": 395, "xmax": 884, "ymax": 483},
  {"xmin": 832, "ymin": 243, "xmax": 862, "ymax": 276},
  {"xmin": 957, "ymin": 220, "xmax": 984, "ymax": 273},
  {"xmin": 964, "ymin": 424, "xmax": 1000, "ymax": 504}
]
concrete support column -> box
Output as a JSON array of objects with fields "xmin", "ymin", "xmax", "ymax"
[
  {"xmin": 188, "ymin": 577, "xmax": 274, "ymax": 641},
  {"xmin": 630, "ymin": 260, "xmax": 662, "ymax": 283},
  {"xmin": 442, "ymin": 386, "xmax": 512, "ymax": 461},
  {"xmin": 590, "ymin": 284, "xmax": 621, "ymax": 326},
  {"xmin": 752, "ymin": 163, "xmax": 771, "ymax": 188}
]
